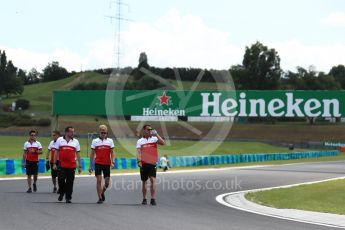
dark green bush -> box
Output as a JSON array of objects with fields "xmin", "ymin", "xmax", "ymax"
[
  {"xmin": 72, "ymin": 82, "xmax": 107, "ymax": 90},
  {"xmin": 0, "ymin": 114, "xmax": 51, "ymax": 127},
  {"xmin": 15, "ymin": 118, "xmax": 35, "ymax": 126},
  {"xmin": 0, "ymin": 114, "xmax": 17, "ymax": 127},
  {"xmin": 36, "ymin": 118, "xmax": 51, "ymax": 126},
  {"xmin": 15, "ymin": 99, "xmax": 30, "ymax": 110}
]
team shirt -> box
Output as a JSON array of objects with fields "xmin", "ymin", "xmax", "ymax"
[
  {"xmin": 55, "ymin": 136, "xmax": 80, "ymax": 169},
  {"xmin": 24, "ymin": 140, "xmax": 42, "ymax": 162},
  {"xmin": 136, "ymin": 136, "xmax": 159, "ymax": 165},
  {"xmin": 48, "ymin": 140, "xmax": 58, "ymax": 163},
  {"xmin": 91, "ymin": 137, "xmax": 115, "ymax": 166}
]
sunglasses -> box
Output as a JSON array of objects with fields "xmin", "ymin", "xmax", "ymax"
[
  {"xmin": 146, "ymin": 128, "xmax": 153, "ymax": 131},
  {"xmin": 100, "ymin": 132, "xmax": 107, "ymax": 134}
]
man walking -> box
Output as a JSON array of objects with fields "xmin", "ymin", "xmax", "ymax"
[
  {"xmin": 53, "ymin": 126, "xmax": 82, "ymax": 203},
  {"xmin": 46, "ymin": 131, "xmax": 60, "ymax": 193},
  {"xmin": 23, "ymin": 130, "xmax": 42, "ymax": 193},
  {"xmin": 89, "ymin": 125, "xmax": 115, "ymax": 204},
  {"xmin": 136, "ymin": 125, "xmax": 165, "ymax": 206}
]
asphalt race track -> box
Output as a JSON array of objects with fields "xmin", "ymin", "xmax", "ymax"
[{"xmin": 1, "ymin": 161, "xmax": 345, "ymax": 230}]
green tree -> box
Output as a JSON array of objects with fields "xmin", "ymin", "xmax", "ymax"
[
  {"xmin": 41, "ymin": 61, "xmax": 69, "ymax": 82},
  {"xmin": 132, "ymin": 52, "xmax": 150, "ymax": 81},
  {"xmin": 27, "ymin": 68, "xmax": 40, "ymax": 84},
  {"xmin": 242, "ymin": 41, "xmax": 282, "ymax": 89},
  {"xmin": 297, "ymin": 67, "xmax": 319, "ymax": 89},
  {"xmin": 138, "ymin": 52, "xmax": 149, "ymax": 69},
  {"xmin": 317, "ymin": 72, "xmax": 341, "ymax": 90},
  {"xmin": 230, "ymin": 65, "xmax": 250, "ymax": 90},
  {"xmin": 281, "ymin": 70, "xmax": 303, "ymax": 89},
  {"xmin": 17, "ymin": 69, "xmax": 27, "ymax": 84},
  {"xmin": 0, "ymin": 50, "xmax": 7, "ymax": 94},
  {"xmin": 128, "ymin": 52, "xmax": 164, "ymax": 89},
  {"xmin": 329, "ymin": 65, "xmax": 345, "ymax": 89},
  {"xmin": 283, "ymin": 67, "xmax": 340, "ymax": 90},
  {"xmin": 0, "ymin": 50, "xmax": 24, "ymax": 97}
]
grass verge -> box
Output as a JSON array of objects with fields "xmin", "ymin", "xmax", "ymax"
[
  {"xmin": 0, "ymin": 136, "xmax": 306, "ymax": 159},
  {"xmin": 246, "ymin": 177, "xmax": 345, "ymax": 215}
]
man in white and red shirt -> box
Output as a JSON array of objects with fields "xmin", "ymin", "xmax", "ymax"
[
  {"xmin": 22, "ymin": 130, "xmax": 43, "ymax": 193},
  {"xmin": 89, "ymin": 125, "xmax": 115, "ymax": 204},
  {"xmin": 45, "ymin": 130, "xmax": 60, "ymax": 193},
  {"xmin": 136, "ymin": 124, "xmax": 165, "ymax": 206},
  {"xmin": 53, "ymin": 126, "xmax": 82, "ymax": 203}
]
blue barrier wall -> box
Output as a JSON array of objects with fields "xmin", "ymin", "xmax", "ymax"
[{"xmin": 0, "ymin": 150, "xmax": 339, "ymax": 175}]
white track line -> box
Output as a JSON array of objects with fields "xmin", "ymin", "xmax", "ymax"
[
  {"xmin": 0, "ymin": 165, "xmax": 273, "ymax": 181},
  {"xmin": 216, "ymin": 176, "xmax": 345, "ymax": 229}
]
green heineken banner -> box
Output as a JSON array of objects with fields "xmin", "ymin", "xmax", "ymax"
[{"xmin": 53, "ymin": 90, "xmax": 344, "ymax": 117}]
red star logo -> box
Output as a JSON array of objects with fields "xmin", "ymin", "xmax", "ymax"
[{"xmin": 158, "ymin": 91, "xmax": 171, "ymax": 105}]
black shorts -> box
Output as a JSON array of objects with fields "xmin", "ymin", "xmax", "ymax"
[
  {"xmin": 140, "ymin": 164, "xmax": 157, "ymax": 181},
  {"xmin": 50, "ymin": 161, "xmax": 59, "ymax": 178},
  {"xmin": 95, "ymin": 164, "xmax": 110, "ymax": 178},
  {"xmin": 26, "ymin": 161, "xmax": 38, "ymax": 175}
]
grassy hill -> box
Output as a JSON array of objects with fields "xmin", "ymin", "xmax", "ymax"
[
  {"xmin": 1, "ymin": 72, "xmax": 109, "ymax": 114},
  {"xmin": 1, "ymin": 72, "xmax": 229, "ymax": 115}
]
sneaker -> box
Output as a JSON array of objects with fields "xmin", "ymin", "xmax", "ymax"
[
  {"xmin": 58, "ymin": 194, "xmax": 64, "ymax": 202},
  {"xmin": 66, "ymin": 199, "xmax": 72, "ymax": 203},
  {"xmin": 53, "ymin": 187, "xmax": 57, "ymax": 193},
  {"xmin": 26, "ymin": 188, "xmax": 32, "ymax": 193},
  {"xmin": 141, "ymin": 199, "xmax": 147, "ymax": 205},
  {"xmin": 97, "ymin": 199, "xmax": 103, "ymax": 204},
  {"xmin": 150, "ymin": 199, "xmax": 156, "ymax": 206},
  {"xmin": 33, "ymin": 183, "xmax": 37, "ymax": 192},
  {"xmin": 101, "ymin": 186, "xmax": 106, "ymax": 201}
]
